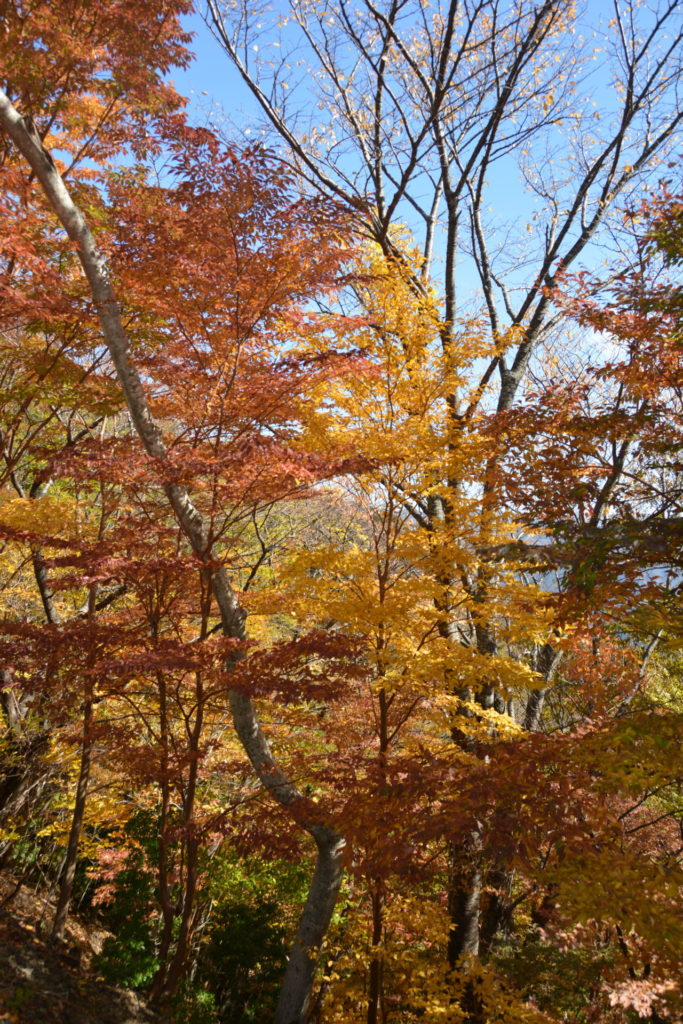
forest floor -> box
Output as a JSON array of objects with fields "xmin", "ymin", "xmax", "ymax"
[{"xmin": 0, "ymin": 875, "xmax": 161, "ymax": 1024}]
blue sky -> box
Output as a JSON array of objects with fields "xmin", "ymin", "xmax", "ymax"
[
  {"xmin": 167, "ymin": 3, "xmax": 681, "ymax": 328},
  {"xmin": 168, "ymin": 8, "xmax": 549, "ymax": 306},
  {"xmin": 170, "ymin": 11, "xmax": 262, "ymax": 133}
]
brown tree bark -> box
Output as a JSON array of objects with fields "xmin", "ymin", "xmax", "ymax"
[{"xmin": 52, "ymin": 694, "xmax": 93, "ymax": 940}]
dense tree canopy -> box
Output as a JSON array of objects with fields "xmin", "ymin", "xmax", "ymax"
[{"xmin": 0, "ymin": 2, "xmax": 682, "ymax": 1024}]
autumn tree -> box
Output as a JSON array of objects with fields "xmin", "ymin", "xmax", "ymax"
[
  {"xmin": 206, "ymin": 0, "xmax": 683, "ymax": 989},
  {"xmin": 0, "ymin": 0, "xmax": 195, "ymax": 938},
  {"xmin": 2, "ymin": 2, "xmax": 683, "ymax": 1022},
  {"xmin": 271, "ymin": 246, "xmax": 555, "ymax": 1021},
  {"xmin": 266, "ymin": 194, "xmax": 683, "ymax": 1020},
  {"xmin": 0, "ymin": 2, "xmax": 365, "ymax": 1016},
  {"xmin": 207, "ymin": 0, "xmax": 683, "ymax": 399}
]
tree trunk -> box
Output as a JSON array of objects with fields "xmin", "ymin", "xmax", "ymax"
[
  {"xmin": 447, "ymin": 844, "xmax": 481, "ymax": 966},
  {"xmin": 274, "ymin": 828, "xmax": 346, "ymax": 1024},
  {"xmin": 479, "ymin": 866, "xmax": 514, "ymax": 958},
  {"xmin": 524, "ymin": 643, "xmax": 563, "ymax": 732},
  {"xmin": 159, "ymin": 837, "xmax": 200, "ymax": 1000},
  {"xmin": 148, "ymin": 803, "xmax": 176, "ymax": 1002},
  {"xmin": 367, "ymin": 880, "xmax": 385, "ymax": 1024},
  {"xmin": 52, "ymin": 696, "xmax": 93, "ymax": 940},
  {"xmin": 148, "ymin": 667, "xmax": 177, "ymax": 1002},
  {"xmin": 152, "ymin": 671, "xmax": 204, "ymax": 1003}
]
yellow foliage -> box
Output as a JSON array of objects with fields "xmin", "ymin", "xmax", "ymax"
[
  {"xmin": 320, "ymin": 891, "xmax": 552, "ymax": 1023},
  {"xmin": 0, "ymin": 493, "xmax": 84, "ymax": 542}
]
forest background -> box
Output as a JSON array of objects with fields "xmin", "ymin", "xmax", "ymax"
[{"xmin": 0, "ymin": 2, "xmax": 682, "ymax": 1024}]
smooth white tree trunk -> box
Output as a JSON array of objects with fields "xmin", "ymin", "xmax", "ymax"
[{"xmin": 0, "ymin": 89, "xmax": 344, "ymax": 1022}]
